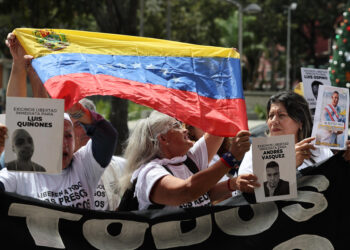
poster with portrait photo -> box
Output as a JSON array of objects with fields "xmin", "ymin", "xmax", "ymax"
[
  {"xmin": 301, "ymin": 67, "xmax": 331, "ymax": 119},
  {"xmin": 4, "ymin": 97, "xmax": 64, "ymax": 173},
  {"xmin": 252, "ymin": 135, "xmax": 297, "ymax": 203},
  {"xmin": 311, "ymin": 85, "xmax": 349, "ymax": 150}
]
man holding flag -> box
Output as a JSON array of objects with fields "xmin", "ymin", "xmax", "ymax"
[{"xmin": 0, "ymin": 33, "xmax": 118, "ymax": 210}]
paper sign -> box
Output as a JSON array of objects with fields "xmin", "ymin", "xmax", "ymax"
[
  {"xmin": 301, "ymin": 67, "xmax": 331, "ymax": 119},
  {"xmin": 312, "ymin": 85, "xmax": 349, "ymax": 150},
  {"xmin": 5, "ymin": 97, "xmax": 64, "ymax": 173},
  {"xmin": 252, "ymin": 135, "xmax": 297, "ymax": 203}
]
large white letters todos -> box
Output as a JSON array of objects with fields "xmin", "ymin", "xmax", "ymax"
[
  {"xmin": 8, "ymin": 203, "xmax": 82, "ymax": 249},
  {"xmin": 83, "ymin": 219, "xmax": 149, "ymax": 250},
  {"xmin": 273, "ymin": 234, "xmax": 334, "ymax": 250},
  {"xmin": 152, "ymin": 214, "xmax": 212, "ymax": 249},
  {"xmin": 7, "ymin": 174, "xmax": 332, "ymax": 249},
  {"xmin": 282, "ymin": 175, "xmax": 329, "ymax": 222},
  {"xmin": 215, "ymin": 202, "xmax": 278, "ymax": 236}
]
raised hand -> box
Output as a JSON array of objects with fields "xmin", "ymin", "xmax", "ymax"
[
  {"xmin": 5, "ymin": 33, "xmax": 27, "ymax": 64},
  {"xmin": 295, "ymin": 137, "xmax": 316, "ymax": 167},
  {"xmin": 234, "ymin": 174, "xmax": 260, "ymax": 193},
  {"xmin": 67, "ymin": 102, "xmax": 92, "ymax": 125},
  {"xmin": 229, "ymin": 130, "xmax": 251, "ymax": 161}
]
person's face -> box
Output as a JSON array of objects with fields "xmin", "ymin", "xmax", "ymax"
[
  {"xmin": 331, "ymin": 93, "xmax": 339, "ymax": 107},
  {"xmin": 72, "ymin": 118, "xmax": 89, "ymax": 152},
  {"xmin": 312, "ymin": 85, "xmax": 319, "ymax": 99},
  {"xmin": 12, "ymin": 130, "xmax": 34, "ymax": 161},
  {"xmin": 161, "ymin": 120, "xmax": 194, "ymax": 158},
  {"xmin": 266, "ymin": 166, "xmax": 280, "ymax": 188},
  {"xmin": 267, "ymin": 102, "xmax": 301, "ymax": 143},
  {"xmin": 62, "ymin": 120, "xmax": 75, "ymax": 169}
]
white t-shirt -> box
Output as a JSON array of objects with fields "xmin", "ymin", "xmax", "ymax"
[
  {"xmin": 93, "ymin": 156, "xmax": 126, "ymax": 211},
  {"xmin": 132, "ymin": 137, "xmax": 210, "ymax": 210},
  {"xmin": 0, "ymin": 140, "xmax": 104, "ymax": 210},
  {"xmin": 238, "ymin": 145, "xmax": 334, "ymax": 175}
]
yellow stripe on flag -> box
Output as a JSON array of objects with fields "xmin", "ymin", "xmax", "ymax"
[{"xmin": 14, "ymin": 28, "xmax": 240, "ymax": 59}]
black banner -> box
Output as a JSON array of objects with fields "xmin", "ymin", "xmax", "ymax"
[{"xmin": 0, "ymin": 153, "xmax": 349, "ymax": 249}]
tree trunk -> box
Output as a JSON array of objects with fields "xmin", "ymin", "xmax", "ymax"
[{"xmin": 109, "ymin": 98, "xmax": 129, "ymax": 155}]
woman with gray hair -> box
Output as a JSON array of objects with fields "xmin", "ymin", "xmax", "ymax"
[
  {"xmin": 119, "ymin": 110, "xmax": 259, "ymax": 210},
  {"xmin": 238, "ymin": 91, "xmax": 335, "ymax": 191}
]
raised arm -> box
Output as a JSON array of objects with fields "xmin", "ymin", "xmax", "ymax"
[
  {"xmin": 208, "ymin": 173, "xmax": 260, "ymax": 203},
  {"xmin": 150, "ymin": 156, "xmax": 234, "ymax": 206},
  {"xmin": 5, "ymin": 32, "xmax": 49, "ymax": 98},
  {"xmin": 203, "ymin": 133, "xmax": 223, "ymax": 163},
  {"xmin": 26, "ymin": 55, "xmax": 50, "ymax": 98},
  {"xmin": 5, "ymin": 33, "xmax": 27, "ymax": 97},
  {"xmin": 150, "ymin": 130, "xmax": 254, "ymax": 206},
  {"xmin": 67, "ymin": 102, "xmax": 118, "ymax": 168},
  {"xmin": 208, "ymin": 130, "xmax": 258, "ymax": 202}
]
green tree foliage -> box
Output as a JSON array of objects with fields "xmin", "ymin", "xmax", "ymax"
[
  {"xmin": 215, "ymin": 9, "xmax": 264, "ymax": 89},
  {"xmin": 291, "ymin": 0, "xmax": 343, "ymax": 68},
  {"xmin": 330, "ymin": 2, "xmax": 350, "ymax": 87},
  {"xmin": 142, "ymin": 0, "xmax": 231, "ymax": 45},
  {"xmin": 215, "ymin": 10, "xmax": 240, "ymax": 47},
  {"xmin": 242, "ymin": 0, "xmax": 343, "ymax": 89},
  {"xmin": 0, "ymin": 0, "xmax": 97, "ymax": 58}
]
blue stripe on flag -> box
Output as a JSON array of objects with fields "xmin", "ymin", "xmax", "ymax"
[{"xmin": 32, "ymin": 53, "xmax": 243, "ymax": 100}]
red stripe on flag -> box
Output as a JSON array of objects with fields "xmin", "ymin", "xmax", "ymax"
[{"xmin": 44, "ymin": 73, "xmax": 248, "ymax": 137}]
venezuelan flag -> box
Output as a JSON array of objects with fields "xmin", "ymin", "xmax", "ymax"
[{"xmin": 14, "ymin": 28, "xmax": 247, "ymax": 137}]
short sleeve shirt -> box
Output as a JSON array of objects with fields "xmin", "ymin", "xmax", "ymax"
[
  {"xmin": 132, "ymin": 137, "xmax": 210, "ymax": 210},
  {"xmin": 0, "ymin": 140, "xmax": 104, "ymax": 210}
]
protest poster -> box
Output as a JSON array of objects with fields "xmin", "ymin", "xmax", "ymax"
[
  {"xmin": 2, "ymin": 152, "xmax": 348, "ymax": 250},
  {"xmin": 252, "ymin": 135, "xmax": 297, "ymax": 203},
  {"xmin": 312, "ymin": 85, "xmax": 349, "ymax": 150},
  {"xmin": 4, "ymin": 97, "xmax": 64, "ymax": 173},
  {"xmin": 300, "ymin": 67, "xmax": 331, "ymax": 119}
]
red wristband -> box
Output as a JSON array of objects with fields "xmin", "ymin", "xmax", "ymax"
[{"xmin": 227, "ymin": 179, "xmax": 235, "ymax": 191}]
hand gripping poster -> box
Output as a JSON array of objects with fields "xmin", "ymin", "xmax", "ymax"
[
  {"xmin": 252, "ymin": 135, "xmax": 297, "ymax": 203},
  {"xmin": 312, "ymin": 85, "xmax": 349, "ymax": 150},
  {"xmin": 5, "ymin": 97, "xmax": 64, "ymax": 173},
  {"xmin": 300, "ymin": 67, "xmax": 331, "ymax": 119}
]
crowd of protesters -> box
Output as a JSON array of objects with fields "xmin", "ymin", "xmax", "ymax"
[{"xmin": 0, "ymin": 32, "xmax": 350, "ymax": 212}]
